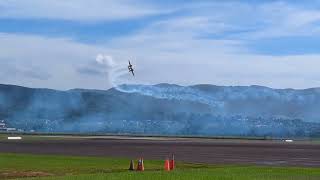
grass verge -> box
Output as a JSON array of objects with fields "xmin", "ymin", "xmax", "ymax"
[{"xmin": 0, "ymin": 153, "xmax": 319, "ymax": 180}]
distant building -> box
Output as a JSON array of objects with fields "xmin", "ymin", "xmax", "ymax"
[
  {"xmin": 0, "ymin": 120, "xmax": 7, "ymax": 131},
  {"xmin": 0, "ymin": 120, "xmax": 17, "ymax": 132},
  {"xmin": 6, "ymin": 128, "xmax": 16, "ymax": 131}
]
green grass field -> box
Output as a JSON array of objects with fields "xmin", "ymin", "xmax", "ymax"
[{"xmin": 1, "ymin": 153, "xmax": 320, "ymax": 180}]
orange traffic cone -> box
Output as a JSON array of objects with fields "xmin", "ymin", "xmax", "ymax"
[
  {"xmin": 129, "ymin": 160, "xmax": 134, "ymax": 171},
  {"xmin": 141, "ymin": 158, "xmax": 145, "ymax": 171},
  {"xmin": 164, "ymin": 158, "xmax": 170, "ymax": 171},
  {"xmin": 136, "ymin": 158, "xmax": 141, "ymax": 171},
  {"xmin": 136, "ymin": 158, "xmax": 144, "ymax": 171},
  {"xmin": 170, "ymin": 154, "xmax": 175, "ymax": 170}
]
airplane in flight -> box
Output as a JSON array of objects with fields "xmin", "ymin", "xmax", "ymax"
[{"xmin": 128, "ymin": 61, "xmax": 134, "ymax": 76}]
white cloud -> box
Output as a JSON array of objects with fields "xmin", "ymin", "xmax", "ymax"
[
  {"xmin": 0, "ymin": 0, "xmax": 171, "ymax": 21},
  {"xmin": 0, "ymin": 33, "xmax": 121, "ymax": 89},
  {"xmin": 1, "ymin": 28, "xmax": 320, "ymax": 90},
  {"xmin": 152, "ymin": 1, "xmax": 320, "ymax": 40},
  {"xmin": 1, "ymin": 1, "xmax": 320, "ymax": 89},
  {"xmin": 96, "ymin": 54, "xmax": 115, "ymax": 68},
  {"xmin": 232, "ymin": 1, "xmax": 320, "ymax": 39},
  {"xmin": 1, "ymin": 0, "xmax": 320, "ymax": 38}
]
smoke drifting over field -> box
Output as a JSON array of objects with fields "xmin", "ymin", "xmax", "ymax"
[
  {"xmin": 0, "ymin": 83, "xmax": 319, "ymax": 137},
  {"xmin": 117, "ymin": 84, "xmax": 224, "ymax": 108}
]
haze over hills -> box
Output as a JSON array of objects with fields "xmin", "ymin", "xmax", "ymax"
[{"xmin": 0, "ymin": 83, "xmax": 319, "ymax": 137}]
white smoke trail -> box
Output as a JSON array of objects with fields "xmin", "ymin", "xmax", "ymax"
[
  {"xmin": 109, "ymin": 66, "xmax": 129, "ymax": 87},
  {"xmin": 95, "ymin": 54, "xmax": 134, "ymax": 89},
  {"xmin": 118, "ymin": 84, "xmax": 224, "ymax": 108},
  {"xmin": 96, "ymin": 54, "xmax": 115, "ymax": 67},
  {"xmin": 94, "ymin": 54, "xmax": 223, "ymax": 107}
]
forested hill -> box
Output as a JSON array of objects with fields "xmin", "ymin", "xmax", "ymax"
[{"xmin": 0, "ymin": 83, "xmax": 319, "ymax": 137}]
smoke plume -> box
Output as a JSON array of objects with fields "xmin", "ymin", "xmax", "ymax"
[{"xmin": 95, "ymin": 54, "xmax": 115, "ymax": 68}]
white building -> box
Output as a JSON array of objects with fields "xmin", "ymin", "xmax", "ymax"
[
  {"xmin": 0, "ymin": 120, "xmax": 17, "ymax": 132},
  {"xmin": 0, "ymin": 120, "xmax": 6, "ymax": 131}
]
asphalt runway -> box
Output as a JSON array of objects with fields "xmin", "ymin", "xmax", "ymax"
[{"xmin": 0, "ymin": 137, "xmax": 319, "ymax": 167}]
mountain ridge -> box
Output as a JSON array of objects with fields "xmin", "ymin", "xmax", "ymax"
[{"xmin": 0, "ymin": 83, "xmax": 319, "ymax": 137}]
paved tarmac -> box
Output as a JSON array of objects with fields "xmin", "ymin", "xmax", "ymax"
[{"xmin": 0, "ymin": 137, "xmax": 319, "ymax": 167}]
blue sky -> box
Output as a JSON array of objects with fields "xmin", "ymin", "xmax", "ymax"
[{"xmin": 0, "ymin": 0, "xmax": 320, "ymax": 89}]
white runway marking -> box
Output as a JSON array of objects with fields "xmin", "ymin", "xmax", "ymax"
[
  {"xmin": 7, "ymin": 137, "xmax": 22, "ymax": 140},
  {"xmin": 285, "ymin": 139, "xmax": 293, "ymax": 142}
]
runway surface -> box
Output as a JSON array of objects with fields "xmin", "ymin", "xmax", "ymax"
[{"xmin": 0, "ymin": 137, "xmax": 319, "ymax": 167}]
